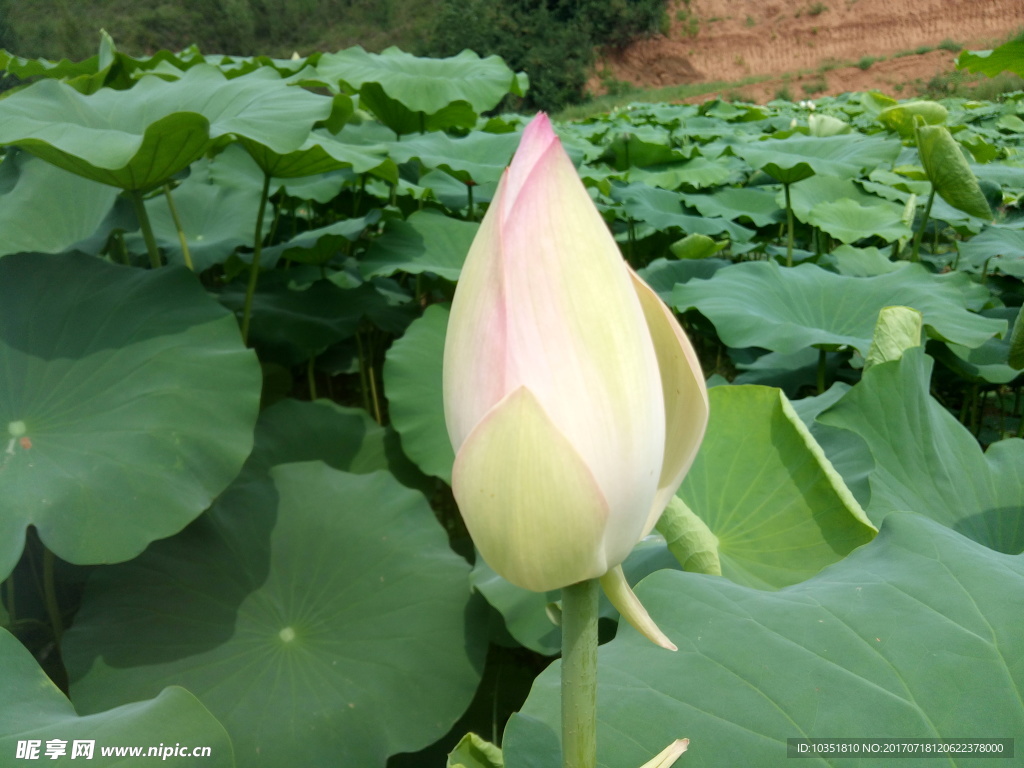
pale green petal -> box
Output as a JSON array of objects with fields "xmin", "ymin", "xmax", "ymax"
[
  {"xmin": 495, "ymin": 122, "xmax": 665, "ymax": 554},
  {"xmin": 630, "ymin": 270, "xmax": 709, "ymax": 535},
  {"xmin": 452, "ymin": 386, "xmax": 609, "ymax": 592},
  {"xmin": 599, "ymin": 565, "xmax": 677, "ymax": 651},
  {"xmin": 638, "ymin": 739, "xmax": 690, "ymax": 768},
  {"xmin": 442, "ymin": 191, "xmax": 509, "ymax": 451}
]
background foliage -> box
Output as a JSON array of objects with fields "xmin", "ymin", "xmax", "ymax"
[
  {"xmin": 2, "ymin": 0, "xmax": 667, "ymax": 109},
  {"xmin": 1, "ymin": 31, "xmax": 1022, "ymax": 768}
]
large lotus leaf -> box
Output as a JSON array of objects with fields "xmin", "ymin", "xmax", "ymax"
[
  {"xmin": 504, "ymin": 513, "xmax": 1024, "ymax": 768},
  {"xmin": 383, "ymin": 304, "xmax": 454, "ymax": 483},
  {"xmin": 731, "ymin": 348, "xmax": 847, "ymax": 396},
  {"xmin": 636, "ymin": 258, "xmax": 731, "ymax": 301},
  {"xmin": 784, "ymin": 174, "xmax": 896, "ymax": 222},
  {"xmin": 731, "ymin": 132, "xmax": 901, "ymax": 183},
  {"xmin": 997, "ymin": 113, "xmax": 1024, "ymax": 133},
  {"xmin": 0, "ymin": 47, "xmax": 109, "ymax": 85},
  {"xmin": 0, "ymin": 150, "xmax": 118, "ymax": 258},
  {"xmin": 625, "ymin": 156, "xmax": 744, "ymax": 191},
  {"xmin": 672, "ymin": 261, "xmax": 1004, "ymax": 356},
  {"xmin": 611, "ymin": 183, "xmax": 756, "ymax": 245},
  {"xmin": 806, "ymin": 197, "xmax": 913, "ymax": 244},
  {"xmin": 958, "ymin": 40, "xmax": 1024, "ymax": 78},
  {"xmin": 677, "ymin": 386, "xmax": 874, "ymax": 590},
  {"xmin": 600, "ymin": 125, "xmax": 687, "ymax": 170},
  {"xmin": 679, "ymin": 187, "xmax": 783, "ymax": 227},
  {"xmin": 65, "ymin": 447, "xmax": 483, "ymax": 766},
  {"xmin": 361, "ymin": 210, "xmax": 478, "ymax": 281},
  {"xmin": 218, "ymin": 273, "xmax": 381, "ymax": 366},
  {"xmin": 0, "ymin": 65, "xmax": 332, "ymax": 190},
  {"xmin": 233, "ymin": 398, "xmax": 428, "ymax": 494},
  {"xmin": 417, "ymin": 168, "xmax": 500, "ymax": 211},
  {"xmin": 260, "ymin": 210, "xmax": 382, "ymax": 268},
  {"xmin": 208, "ymin": 142, "xmax": 370, "ymax": 203},
  {"xmin": 237, "ymin": 127, "xmax": 393, "ymax": 179},
  {"xmin": 958, "ymin": 226, "xmax": 1024, "ymax": 279},
  {"xmin": 315, "ymin": 47, "xmax": 524, "ymax": 134},
  {"xmin": 789, "ymin": 382, "xmax": 873, "ymax": 507},
  {"xmin": 126, "ymin": 179, "xmax": 270, "ymax": 271},
  {"xmin": 385, "ymin": 130, "xmax": 522, "ymax": 186},
  {"xmin": 0, "ymin": 631, "xmax": 234, "ymax": 766},
  {"xmin": 0, "ymin": 253, "xmax": 260, "ymax": 578},
  {"xmin": 821, "ymin": 245, "xmax": 902, "ymax": 276},
  {"xmin": 818, "ymin": 346, "xmax": 1024, "ymax": 554},
  {"xmin": 933, "ymin": 308, "xmax": 1022, "ymax": 384}
]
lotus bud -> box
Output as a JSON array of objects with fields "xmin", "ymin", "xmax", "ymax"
[{"xmin": 442, "ymin": 113, "xmax": 709, "ymax": 595}]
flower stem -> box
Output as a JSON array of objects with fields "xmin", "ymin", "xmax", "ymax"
[
  {"xmin": 130, "ymin": 189, "xmax": 162, "ymax": 269},
  {"xmin": 240, "ymin": 172, "xmax": 272, "ymax": 345},
  {"xmin": 43, "ymin": 547, "xmax": 63, "ymax": 648},
  {"xmin": 3, "ymin": 573, "xmax": 14, "ymax": 623},
  {"xmin": 910, "ymin": 186, "xmax": 936, "ymax": 263},
  {"xmin": 784, "ymin": 182, "xmax": 794, "ymax": 268},
  {"xmin": 163, "ymin": 183, "xmax": 193, "ymax": 271},
  {"xmin": 561, "ymin": 578, "xmax": 599, "ymax": 768}
]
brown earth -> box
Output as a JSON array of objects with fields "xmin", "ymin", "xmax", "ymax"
[{"xmin": 591, "ymin": 0, "xmax": 1024, "ymax": 104}]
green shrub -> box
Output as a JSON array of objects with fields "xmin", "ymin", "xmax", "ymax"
[{"xmin": 427, "ymin": 0, "xmax": 668, "ymax": 111}]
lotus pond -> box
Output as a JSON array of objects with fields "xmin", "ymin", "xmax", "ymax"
[{"xmin": 1, "ymin": 35, "xmax": 1023, "ymax": 768}]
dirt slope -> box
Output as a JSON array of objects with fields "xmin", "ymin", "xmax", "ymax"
[{"xmin": 594, "ymin": 0, "xmax": 1024, "ymax": 103}]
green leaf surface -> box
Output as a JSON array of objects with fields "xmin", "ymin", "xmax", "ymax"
[
  {"xmin": 0, "ymin": 629, "xmax": 234, "ymax": 767},
  {"xmin": 65, "ymin": 452, "xmax": 483, "ymax": 767},
  {"xmin": 386, "ymin": 130, "xmax": 521, "ymax": 186},
  {"xmin": 612, "ymin": 183, "xmax": 756, "ymax": 244},
  {"xmin": 731, "ymin": 132, "xmax": 901, "ymax": 182},
  {"xmin": 361, "ymin": 210, "xmax": 478, "ymax": 281},
  {"xmin": 677, "ymin": 386, "xmax": 875, "ymax": 590},
  {"xmin": 260, "ymin": 210, "xmax": 381, "ymax": 268},
  {"xmin": 864, "ymin": 306, "xmax": 922, "ymax": 370},
  {"xmin": 679, "ymin": 187, "xmax": 783, "ymax": 227},
  {"xmin": 957, "ymin": 40, "xmax": 1024, "ymax": 78},
  {"xmin": 805, "ymin": 197, "xmax": 913, "ymax": 244},
  {"xmin": 626, "ymin": 156, "xmax": 742, "ymax": 190},
  {"xmin": 0, "ymin": 65, "xmax": 331, "ymax": 190},
  {"xmin": 315, "ymin": 47, "xmax": 522, "ymax": 134},
  {"xmin": 933, "ymin": 308, "xmax": 1022, "ymax": 384},
  {"xmin": 129, "ymin": 178, "xmax": 269, "ymax": 271},
  {"xmin": 784, "ymin": 174, "xmax": 896, "ymax": 222},
  {"xmin": 218, "ymin": 273, "xmax": 381, "ymax": 366},
  {"xmin": 601, "ymin": 125, "xmax": 685, "ymax": 170},
  {"xmin": 0, "ymin": 150, "xmax": 118, "ymax": 258},
  {"xmin": 819, "ymin": 347, "xmax": 1024, "ymax": 553},
  {"xmin": 1010, "ymin": 306, "xmax": 1024, "ymax": 370},
  {"xmin": 505, "ymin": 513, "xmax": 1024, "ymax": 768},
  {"xmin": 672, "ymin": 261, "xmax": 1004, "ymax": 356},
  {"xmin": 0, "ymin": 253, "xmax": 260, "ymax": 578},
  {"xmin": 383, "ymin": 304, "xmax": 454, "ymax": 482},
  {"xmin": 917, "ymin": 124, "xmax": 993, "ymax": 220},
  {"xmin": 958, "ymin": 226, "xmax": 1024, "ymax": 278}
]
